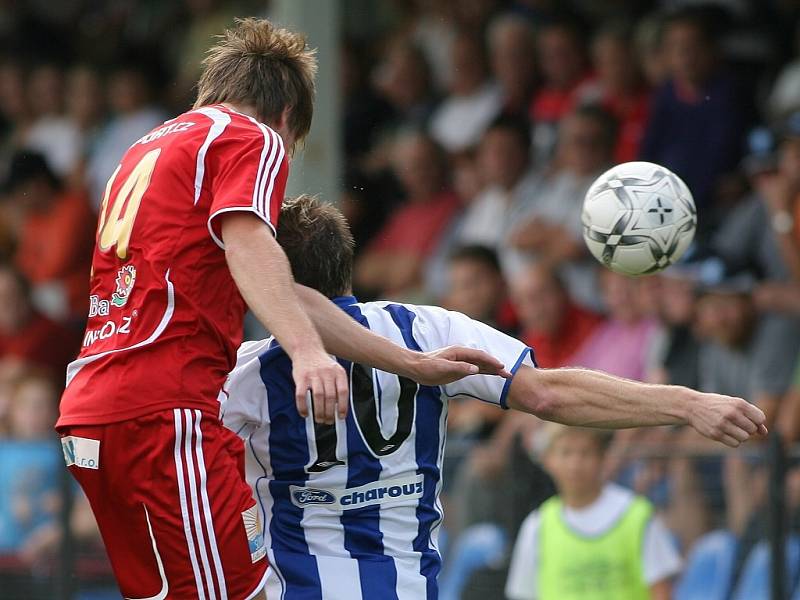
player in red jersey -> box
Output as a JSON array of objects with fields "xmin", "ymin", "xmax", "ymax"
[{"xmin": 57, "ymin": 19, "xmax": 507, "ymax": 600}]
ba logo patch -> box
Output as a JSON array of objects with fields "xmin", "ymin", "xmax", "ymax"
[
  {"xmin": 242, "ymin": 504, "xmax": 265, "ymax": 563},
  {"xmin": 111, "ymin": 265, "xmax": 136, "ymax": 307}
]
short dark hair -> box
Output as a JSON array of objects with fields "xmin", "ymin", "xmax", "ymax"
[
  {"xmin": 277, "ymin": 195, "xmax": 354, "ymax": 298},
  {"xmin": 485, "ymin": 113, "xmax": 532, "ymax": 153},
  {"xmin": 569, "ymin": 104, "xmax": 619, "ymax": 152},
  {"xmin": 2, "ymin": 151, "xmax": 61, "ymax": 194},
  {"xmin": 448, "ymin": 245, "xmax": 502, "ymax": 273}
]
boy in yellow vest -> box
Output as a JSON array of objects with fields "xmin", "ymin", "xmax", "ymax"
[{"xmin": 505, "ymin": 425, "xmax": 681, "ymax": 600}]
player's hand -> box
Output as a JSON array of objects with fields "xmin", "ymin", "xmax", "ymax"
[
  {"xmin": 407, "ymin": 346, "xmax": 512, "ymax": 386},
  {"xmin": 292, "ymin": 348, "xmax": 349, "ymax": 425},
  {"xmin": 688, "ymin": 393, "xmax": 768, "ymax": 448}
]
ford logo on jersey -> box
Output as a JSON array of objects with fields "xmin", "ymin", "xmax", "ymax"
[{"xmin": 292, "ymin": 488, "xmax": 336, "ymax": 506}]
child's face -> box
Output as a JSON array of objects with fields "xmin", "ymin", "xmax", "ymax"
[{"xmin": 543, "ymin": 432, "xmax": 605, "ymax": 499}]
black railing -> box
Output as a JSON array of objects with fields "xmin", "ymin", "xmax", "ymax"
[{"xmin": 770, "ymin": 432, "xmax": 788, "ymax": 600}]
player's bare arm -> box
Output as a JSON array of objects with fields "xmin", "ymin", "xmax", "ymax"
[
  {"xmin": 294, "ymin": 284, "xmax": 511, "ymax": 383},
  {"xmin": 222, "ymin": 212, "xmax": 348, "ymax": 425},
  {"xmin": 507, "ymin": 365, "xmax": 768, "ymax": 448}
]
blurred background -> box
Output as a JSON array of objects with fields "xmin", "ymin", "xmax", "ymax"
[{"xmin": 0, "ymin": 0, "xmax": 799, "ymax": 598}]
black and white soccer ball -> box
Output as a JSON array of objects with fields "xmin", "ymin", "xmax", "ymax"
[{"xmin": 582, "ymin": 161, "xmax": 697, "ymax": 276}]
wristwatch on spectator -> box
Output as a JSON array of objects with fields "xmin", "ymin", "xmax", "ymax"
[{"xmin": 772, "ymin": 210, "xmax": 795, "ymax": 235}]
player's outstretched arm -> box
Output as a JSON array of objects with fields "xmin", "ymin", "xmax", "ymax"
[
  {"xmin": 508, "ymin": 366, "xmax": 768, "ymax": 448},
  {"xmin": 223, "ymin": 213, "xmax": 349, "ymax": 424},
  {"xmin": 293, "ymin": 284, "xmax": 511, "ymax": 384}
]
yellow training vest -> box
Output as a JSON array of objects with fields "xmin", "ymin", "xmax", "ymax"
[{"xmin": 537, "ymin": 494, "xmax": 653, "ymax": 600}]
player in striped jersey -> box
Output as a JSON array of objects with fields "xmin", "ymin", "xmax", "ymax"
[{"xmin": 222, "ymin": 196, "xmax": 767, "ymax": 599}]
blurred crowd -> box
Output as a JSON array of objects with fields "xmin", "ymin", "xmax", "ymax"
[
  {"xmin": 0, "ymin": 0, "xmax": 798, "ymax": 597},
  {"xmin": 342, "ymin": 0, "xmax": 800, "ymax": 597}
]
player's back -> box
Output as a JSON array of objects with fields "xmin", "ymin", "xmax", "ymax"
[
  {"xmin": 59, "ymin": 104, "xmax": 287, "ymax": 428},
  {"xmin": 223, "ymin": 295, "xmax": 532, "ymax": 600}
]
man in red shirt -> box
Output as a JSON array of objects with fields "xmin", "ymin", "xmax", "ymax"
[
  {"xmin": 57, "ymin": 19, "xmax": 504, "ymax": 600},
  {"xmin": 0, "ymin": 264, "xmax": 79, "ymax": 375},
  {"xmin": 511, "ymin": 264, "xmax": 600, "ymax": 368}
]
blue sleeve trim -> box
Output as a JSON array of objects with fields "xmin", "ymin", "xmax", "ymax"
[{"xmin": 499, "ymin": 347, "xmax": 534, "ymax": 410}]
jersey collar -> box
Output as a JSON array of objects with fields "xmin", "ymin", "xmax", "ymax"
[{"xmin": 332, "ymin": 295, "xmax": 358, "ymax": 309}]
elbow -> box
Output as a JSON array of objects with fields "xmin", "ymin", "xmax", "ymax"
[{"xmin": 529, "ymin": 381, "xmax": 561, "ymax": 421}]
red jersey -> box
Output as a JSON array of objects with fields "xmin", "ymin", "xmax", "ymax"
[{"xmin": 57, "ymin": 104, "xmax": 288, "ymax": 427}]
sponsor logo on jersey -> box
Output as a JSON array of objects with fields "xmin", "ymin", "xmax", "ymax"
[
  {"xmin": 111, "ymin": 265, "xmax": 137, "ymax": 308},
  {"xmin": 241, "ymin": 504, "xmax": 266, "ymax": 563},
  {"xmin": 88, "ymin": 295, "xmax": 110, "ymax": 317},
  {"xmin": 289, "ymin": 474, "xmax": 424, "ymax": 511},
  {"xmin": 292, "ymin": 488, "xmax": 337, "ymax": 506},
  {"xmin": 61, "ymin": 436, "xmax": 100, "ymax": 469}
]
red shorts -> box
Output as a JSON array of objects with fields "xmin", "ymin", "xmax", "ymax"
[{"xmin": 61, "ymin": 408, "xmax": 268, "ymax": 600}]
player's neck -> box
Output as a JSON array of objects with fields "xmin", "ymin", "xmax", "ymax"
[{"xmin": 220, "ymin": 102, "xmax": 258, "ymax": 119}]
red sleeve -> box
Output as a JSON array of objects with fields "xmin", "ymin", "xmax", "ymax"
[{"xmin": 206, "ymin": 124, "xmax": 288, "ymax": 249}]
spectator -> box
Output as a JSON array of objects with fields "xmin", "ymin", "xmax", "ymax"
[
  {"xmin": 487, "ymin": 14, "xmax": 537, "ymax": 116},
  {"xmin": 711, "ymin": 127, "xmax": 791, "ymax": 283},
  {"xmin": 373, "ymin": 38, "xmax": 437, "ymax": 133},
  {"xmin": 0, "ymin": 373, "xmax": 61, "ymax": 566},
  {"xmin": 752, "ymin": 112, "xmax": 800, "ymax": 287},
  {"xmin": 639, "ymin": 8, "xmax": 748, "ymax": 215},
  {"xmin": 341, "ymin": 39, "xmax": 392, "ymax": 163},
  {"xmin": 64, "ymin": 65, "xmax": 107, "ymax": 189},
  {"xmin": 4, "ymin": 151, "xmax": 95, "ymax": 321},
  {"xmin": 578, "ymin": 22, "xmax": 651, "ymax": 162},
  {"xmin": 693, "ymin": 275, "xmax": 800, "ymax": 534},
  {"xmin": 0, "ymin": 264, "xmax": 79, "ymax": 376},
  {"xmin": 570, "ymin": 270, "xmax": 659, "ymax": 381},
  {"xmin": 0, "ymin": 61, "xmax": 31, "ymax": 152},
  {"xmin": 453, "ymin": 114, "xmax": 538, "ymax": 253},
  {"xmin": 508, "ymin": 105, "xmax": 616, "ymax": 307},
  {"xmin": 85, "ymin": 65, "xmax": 167, "ymax": 208},
  {"xmin": 429, "ymin": 31, "xmax": 502, "ymax": 153},
  {"xmin": 407, "ymin": 0, "xmax": 457, "ymax": 91},
  {"xmin": 695, "ymin": 274, "xmax": 800, "ymax": 429},
  {"xmin": 511, "ymin": 263, "xmax": 600, "ymax": 368},
  {"xmin": 529, "ymin": 19, "xmax": 591, "ymax": 161},
  {"xmin": 359, "ymin": 39, "xmax": 438, "ymax": 177},
  {"xmin": 442, "ymin": 245, "xmax": 515, "ymax": 332},
  {"xmin": 21, "ymin": 64, "xmax": 82, "ymax": 178},
  {"xmin": 354, "ymin": 133, "xmax": 460, "ymax": 297},
  {"xmin": 506, "ymin": 424, "xmax": 682, "ymax": 600},
  {"xmin": 635, "ymin": 14, "xmax": 668, "ymax": 87}
]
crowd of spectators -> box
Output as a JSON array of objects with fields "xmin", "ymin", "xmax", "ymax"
[
  {"xmin": 342, "ymin": 1, "xmax": 800, "ymax": 597},
  {"xmin": 0, "ymin": 0, "xmax": 798, "ymax": 597}
]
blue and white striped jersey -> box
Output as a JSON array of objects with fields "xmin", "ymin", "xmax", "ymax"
[{"xmin": 221, "ymin": 296, "xmax": 534, "ymax": 599}]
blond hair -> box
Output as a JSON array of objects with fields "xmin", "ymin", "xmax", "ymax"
[{"xmin": 195, "ymin": 18, "xmax": 317, "ymax": 143}]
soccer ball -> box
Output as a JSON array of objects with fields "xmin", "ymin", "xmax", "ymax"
[{"xmin": 582, "ymin": 161, "xmax": 697, "ymax": 276}]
